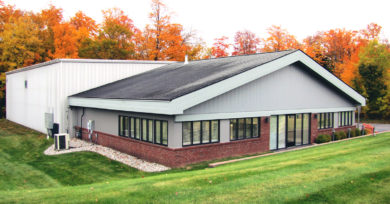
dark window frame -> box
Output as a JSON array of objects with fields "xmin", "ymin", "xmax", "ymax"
[
  {"xmin": 118, "ymin": 115, "xmax": 168, "ymax": 146},
  {"xmin": 182, "ymin": 120, "xmax": 220, "ymax": 147},
  {"xmin": 230, "ymin": 117, "xmax": 261, "ymax": 141},
  {"xmin": 318, "ymin": 112, "xmax": 334, "ymax": 129}
]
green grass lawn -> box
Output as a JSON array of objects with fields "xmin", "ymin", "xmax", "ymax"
[{"xmin": 1, "ymin": 119, "xmax": 390, "ymax": 203}]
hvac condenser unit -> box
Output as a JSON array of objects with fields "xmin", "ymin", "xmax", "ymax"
[{"xmin": 54, "ymin": 133, "xmax": 70, "ymax": 150}]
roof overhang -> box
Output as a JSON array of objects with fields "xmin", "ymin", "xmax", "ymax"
[{"xmin": 68, "ymin": 50, "xmax": 366, "ymax": 114}]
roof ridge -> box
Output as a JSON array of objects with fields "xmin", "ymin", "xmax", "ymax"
[{"xmin": 185, "ymin": 49, "xmax": 297, "ymax": 63}]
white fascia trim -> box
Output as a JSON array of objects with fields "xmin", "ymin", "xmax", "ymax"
[
  {"xmin": 68, "ymin": 97, "xmax": 181, "ymax": 115},
  {"xmin": 171, "ymin": 51, "xmax": 365, "ymax": 112},
  {"xmin": 175, "ymin": 107, "xmax": 357, "ymax": 122}
]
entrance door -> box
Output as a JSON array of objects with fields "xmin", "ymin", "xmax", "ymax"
[{"xmin": 287, "ymin": 115, "xmax": 295, "ymax": 147}]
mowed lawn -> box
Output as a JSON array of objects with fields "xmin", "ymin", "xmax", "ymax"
[{"xmin": 0, "ymin": 119, "xmax": 390, "ymax": 203}]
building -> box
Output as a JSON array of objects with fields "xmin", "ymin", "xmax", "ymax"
[
  {"xmin": 68, "ymin": 50, "xmax": 365, "ymax": 167},
  {"xmin": 6, "ymin": 59, "xmax": 172, "ymax": 133}
]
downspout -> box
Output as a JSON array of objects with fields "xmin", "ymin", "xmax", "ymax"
[{"xmin": 79, "ymin": 108, "xmax": 85, "ymax": 139}]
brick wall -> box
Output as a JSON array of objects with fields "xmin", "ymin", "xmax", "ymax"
[
  {"xmin": 311, "ymin": 113, "xmax": 356, "ymax": 141},
  {"xmin": 77, "ymin": 117, "xmax": 271, "ymax": 168},
  {"xmin": 317, "ymin": 125, "xmax": 357, "ymax": 136}
]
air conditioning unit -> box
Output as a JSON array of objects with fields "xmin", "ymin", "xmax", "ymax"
[{"xmin": 54, "ymin": 133, "xmax": 70, "ymax": 150}]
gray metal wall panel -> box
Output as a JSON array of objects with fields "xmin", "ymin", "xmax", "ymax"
[
  {"xmin": 184, "ymin": 64, "xmax": 355, "ymax": 116},
  {"xmin": 73, "ymin": 108, "xmax": 178, "ymax": 148}
]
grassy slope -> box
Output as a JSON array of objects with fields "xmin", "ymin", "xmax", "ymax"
[
  {"xmin": 0, "ymin": 119, "xmax": 390, "ymax": 203},
  {"xmin": 0, "ymin": 119, "xmax": 153, "ymax": 191}
]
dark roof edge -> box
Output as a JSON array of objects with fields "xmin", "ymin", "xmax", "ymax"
[{"xmin": 6, "ymin": 59, "xmax": 176, "ymax": 75}]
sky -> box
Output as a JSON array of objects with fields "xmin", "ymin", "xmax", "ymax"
[{"xmin": 4, "ymin": 0, "xmax": 390, "ymax": 46}]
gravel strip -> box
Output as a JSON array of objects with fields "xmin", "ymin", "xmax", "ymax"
[{"xmin": 44, "ymin": 138, "xmax": 170, "ymax": 172}]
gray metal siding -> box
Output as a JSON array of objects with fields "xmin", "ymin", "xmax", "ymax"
[
  {"xmin": 184, "ymin": 64, "xmax": 355, "ymax": 116},
  {"xmin": 73, "ymin": 108, "xmax": 180, "ymax": 148}
]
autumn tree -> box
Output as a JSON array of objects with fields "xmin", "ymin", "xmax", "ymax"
[
  {"xmin": 355, "ymin": 40, "xmax": 390, "ymax": 119},
  {"xmin": 79, "ymin": 8, "xmax": 137, "ymax": 59},
  {"xmin": 261, "ymin": 25, "xmax": 300, "ymax": 52},
  {"xmin": 33, "ymin": 5, "xmax": 63, "ymax": 61},
  {"xmin": 143, "ymin": 0, "xmax": 188, "ymax": 61},
  {"xmin": 232, "ymin": 30, "xmax": 260, "ymax": 56},
  {"xmin": 51, "ymin": 22, "xmax": 79, "ymax": 58},
  {"xmin": 211, "ymin": 36, "xmax": 230, "ymax": 58},
  {"xmin": 0, "ymin": 0, "xmax": 23, "ymax": 32},
  {"xmin": 70, "ymin": 11, "xmax": 98, "ymax": 45},
  {"xmin": 0, "ymin": 15, "xmax": 43, "ymax": 70}
]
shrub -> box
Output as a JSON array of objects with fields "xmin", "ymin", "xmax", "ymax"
[
  {"xmin": 354, "ymin": 128, "xmax": 361, "ymax": 136},
  {"xmin": 334, "ymin": 131, "xmax": 347, "ymax": 140},
  {"xmin": 350, "ymin": 129, "xmax": 356, "ymax": 137},
  {"xmin": 361, "ymin": 129, "xmax": 367, "ymax": 135},
  {"xmin": 315, "ymin": 134, "xmax": 331, "ymax": 144}
]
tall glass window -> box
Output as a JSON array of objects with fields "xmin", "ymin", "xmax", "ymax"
[
  {"xmin": 230, "ymin": 117, "xmax": 260, "ymax": 141},
  {"xmin": 182, "ymin": 120, "xmax": 219, "ymax": 146},
  {"xmin": 270, "ymin": 116, "xmax": 277, "ymax": 150},
  {"xmin": 211, "ymin": 120, "xmax": 219, "ymax": 142},
  {"xmin": 295, "ymin": 114, "xmax": 302, "ymax": 146},
  {"xmin": 278, "ymin": 115, "xmax": 286, "ymax": 149},
  {"xmin": 142, "ymin": 119, "xmax": 147, "ymax": 141},
  {"xmin": 162, "ymin": 121, "xmax": 168, "ymax": 145},
  {"xmin": 202, "ymin": 121, "xmax": 210, "ymax": 143},
  {"xmin": 182, "ymin": 122, "xmax": 191, "ymax": 146},
  {"xmin": 318, "ymin": 112, "xmax": 334, "ymax": 129},
  {"xmin": 130, "ymin": 118, "xmax": 135, "ymax": 138},
  {"xmin": 192, "ymin": 121, "xmax": 201, "ymax": 145},
  {"xmin": 118, "ymin": 116, "xmax": 167, "ymax": 146},
  {"xmin": 302, "ymin": 114, "xmax": 310, "ymax": 145},
  {"xmin": 339, "ymin": 111, "xmax": 353, "ymax": 127},
  {"xmin": 135, "ymin": 118, "xmax": 140, "ymax": 139}
]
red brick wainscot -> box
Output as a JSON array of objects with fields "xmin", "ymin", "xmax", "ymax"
[
  {"xmin": 317, "ymin": 126, "xmax": 357, "ymax": 136},
  {"xmin": 310, "ymin": 113, "xmax": 356, "ymax": 143},
  {"xmin": 76, "ymin": 117, "xmax": 271, "ymax": 168}
]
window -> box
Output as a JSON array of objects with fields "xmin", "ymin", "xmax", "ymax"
[
  {"xmin": 24, "ymin": 80, "xmax": 28, "ymax": 89},
  {"xmin": 339, "ymin": 111, "xmax": 353, "ymax": 127},
  {"xmin": 230, "ymin": 117, "xmax": 260, "ymax": 141},
  {"xmin": 317, "ymin": 113, "xmax": 334, "ymax": 129},
  {"xmin": 182, "ymin": 120, "xmax": 219, "ymax": 146},
  {"xmin": 118, "ymin": 116, "xmax": 168, "ymax": 146}
]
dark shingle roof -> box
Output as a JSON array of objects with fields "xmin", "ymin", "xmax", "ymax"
[{"xmin": 72, "ymin": 50, "xmax": 297, "ymax": 101}]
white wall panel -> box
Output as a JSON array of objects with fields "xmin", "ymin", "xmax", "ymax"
[{"xmin": 6, "ymin": 60, "xmax": 168, "ymax": 133}]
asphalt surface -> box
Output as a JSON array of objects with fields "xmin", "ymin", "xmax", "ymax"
[{"xmin": 368, "ymin": 123, "xmax": 390, "ymax": 132}]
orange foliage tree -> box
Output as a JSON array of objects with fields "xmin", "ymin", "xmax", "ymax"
[
  {"xmin": 261, "ymin": 25, "xmax": 300, "ymax": 52},
  {"xmin": 143, "ymin": 0, "xmax": 187, "ymax": 61},
  {"xmin": 232, "ymin": 30, "xmax": 260, "ymax": 56},
  {"xmin": 211, "ymin": 36, "xmax": 230, "ymax": 58},
  {"xmin": 51, "ymin": 22, "xmax": 79, "ymax": 58}
]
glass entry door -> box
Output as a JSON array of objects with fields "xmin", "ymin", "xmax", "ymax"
[
  {"xmin": 270, "ymin": 113, "xmax": 311, "ymax": 150},
  {"xmin": 287, "ymin": 115, "xmax": 295, "ymax": 147}
]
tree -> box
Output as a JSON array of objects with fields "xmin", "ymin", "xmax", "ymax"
[
  {"xmin": 0, "ymin": 15, "xmax": 43, "ymax": 70},
  {"xmin": 211, "ymin": 36, "xmax": 230, "ymax": 58},
  {"xmin": 34, "ymin": 5, "xmax": 63, "ymax": 61},
  {"xmin": 357, "ymin": 40, "xmax": 390, "ymax": 119},
  {"xmin": 143, "ymin": 0, "xmax": 188, "ymax": 61},
  {"xmin": 51, "ymin": 22, "xmax": 79, "ymax": 58},
  {"xmin": 261, "ymin": 25, "xmax": 300, "ymax": 52},
  {"xmin": 79, "ymin": 8, "xmax": 137, "ymax": 59},
  {"xmin": 70, "ymin": 11, "xmax": 98, "ymax": 44},
  {"xmin": 232, "ymin": 30, "xmax": 260, "ymax": 56},
  {"xmin": 0, "ymin": 0, "xmax": 23, "ymax": 32}
]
